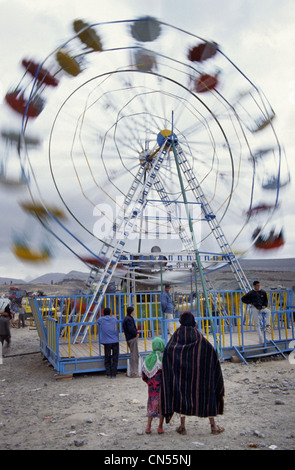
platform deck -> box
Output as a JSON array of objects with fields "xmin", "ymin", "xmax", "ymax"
[{"xmin": 57, "ymin": 327, "xmax": 292, "ymax": 359}]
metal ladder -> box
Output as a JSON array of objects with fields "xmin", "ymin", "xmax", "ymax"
[
  {"xmin": 152, "ymin": 173, "xmax": 215, "ymax": 291},
  {"xmin": 84, "ymin": 163, "xmax": 147, "ymax": 292},
  {"xmin": 173, "ymin": 142, "xmax": 251, "ymax": 291},
  {"xmin": 73, "ymin": 141, "xmax": 170, "ymax": 343}
]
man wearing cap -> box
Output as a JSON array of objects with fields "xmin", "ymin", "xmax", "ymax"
[{"xmin": 161, "ymin": 284, "xmax": 174, "ymax": 339}]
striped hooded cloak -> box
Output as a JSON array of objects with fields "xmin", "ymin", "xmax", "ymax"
[{"xmin": 160, "ymin": 311, "xmax": 224, "ymax": 422}]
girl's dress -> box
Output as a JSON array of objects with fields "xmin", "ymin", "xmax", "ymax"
[
  {"xmin": 142, "ymin": 336, "xmax": 165, "ymax": 418},
  {"xmin": 142, "ymin": 368, "xmax": 162, "ymax": 417}
]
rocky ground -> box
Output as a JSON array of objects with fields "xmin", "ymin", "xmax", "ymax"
[
  {"xmin": 1, "ymin": 269, "xmax": 294, "ymax": 453},
  {"xmin": 0, "ymin": 325, "xmax": 294, "ymax": 452}
]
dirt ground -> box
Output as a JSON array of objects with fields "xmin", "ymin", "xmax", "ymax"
[{"xmin": 0, "ymin": 325, "xmax": 294, "ymax": 452}]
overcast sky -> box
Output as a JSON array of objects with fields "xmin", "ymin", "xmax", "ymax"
[{"xmin": 0, "ymin": 0, "xmax": 294, "ymax": 280}]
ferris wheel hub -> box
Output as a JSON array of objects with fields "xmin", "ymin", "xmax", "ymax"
[{"xmin": 157, "ymin": 129, "xmax": 178, "ymax": 147}]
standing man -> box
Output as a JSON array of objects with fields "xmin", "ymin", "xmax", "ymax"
[
  {"xmin": 242, "ymin": 280, "xmax": 271, "ymax": 343},
  {"xmin": 0, "ymin": 307, "xmax": 12, "ymax": 354},
  {"xmin": 122, "ymin": 306, "xmax": 139, "ymax": 378},
  {"xmin": 161, "ymin": 284, "xmax": 174, "ymax": 339},
  {"xmin": 17, "ymin": 304, "xmax": 26, "ymax": 328},
  {"xmin": 97, "ymin": 307, "xmax": 119, "ymax": 378}
]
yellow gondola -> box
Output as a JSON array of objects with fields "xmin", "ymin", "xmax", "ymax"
[
  {"xmin": 12, "ymin": 242, "xmax": 51, "ymax": 262},
  {"xmin": 56, "ymin": 50, "xmax": 81, "ymax": 77},
  {"xmin": 73, "ymin": 19, "xmax": 103, "ymax": 52},
  {"xmin": 20, "ymin": 202, "xmax": 66, "ymax": 220}
]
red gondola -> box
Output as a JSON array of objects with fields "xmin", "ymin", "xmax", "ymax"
[
  {"xmin": 246, "ymin": 203, "xmax": 278, "ymax": 217},
  {"xmin": 22, "ymin": 59, "xmax": 59, "ymax": 87},
  {"xmin": 195, "ymin": 74, "xmax": 218, "ymax": 93},
  {"xmin": 253, "ymin": 228, "xmax": 285, "ymax": 250},
  {"xmin": 255, "ymin": 236, "xmax": 285, "ymax": 250},
  {"xmin": 5, "ymin": 90, "xmax": 44, "ymax": 118},
  {"xmin": 188, "ymin": 41, "xmax": 218, "ymax": 62},
  {"xmin": 81, "ymin": 256, "xmax": 126, "ymax": 271}
]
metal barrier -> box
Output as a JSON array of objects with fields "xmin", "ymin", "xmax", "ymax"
[{"xmin": 29, "ymin": 289, "xmax": 294, "ymax": 374}]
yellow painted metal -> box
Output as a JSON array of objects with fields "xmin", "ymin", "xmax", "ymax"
[
  {"xmin": 89, "ymin": 326, "xmax": 92, "ymax": 356},
  {"xmin": 68, "ymin": 326, "xmax": 71, "ymax": 357}
]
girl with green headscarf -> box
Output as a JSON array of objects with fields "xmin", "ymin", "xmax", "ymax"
[{"xmin": 142, "ymin": 336, "xmax": 165, "ymax": 434}]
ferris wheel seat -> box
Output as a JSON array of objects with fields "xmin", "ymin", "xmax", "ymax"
[
  {"xmin": 73, "ymin": 19, "xmax": 103, "ymax": 51},
  {"xmin": 5, "ymin": 91, "xmax": 44, "ymax": 118},
  {"xmin": 1, "ymin": 129, "xmax": 41, "ymax": 148},
  {"xmin": 22, "ymin": 59, "xmax": 59, "ymax": 87},
  {"xmin": 12, "ymin": 243, "xmax": 51, "ymax": 262},
  {"xmin": 133, "ymin": 49, "xmax": 157, "ymax": 72},
  {"xmin": 20, "ymin": 202, "xmax": 66, "ymax": 220},
  {"xmin": 130, "ymin": 16, "xmax": 161, "ymax": 42},
  {"xmin": 188, "ymin": 41, "xmax": 218, "ymax": 62},
  {"xmin": 195, "ymin": 74, "xmax": 219, "ymax": 93},
  {"xmin": 0, "ymin": 174, "xmax": 28, "ymax": 188},
  {"xmin": 56, "ymin": 50, "xmax": 81, "ymax": 76}
]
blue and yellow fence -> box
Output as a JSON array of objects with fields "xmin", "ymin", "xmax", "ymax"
[{"xmin": 29, "ymin": 289, "xmax": 295, "ymax": 375}]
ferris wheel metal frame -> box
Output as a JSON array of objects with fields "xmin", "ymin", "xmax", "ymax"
[
  {"xmin": 2, "ymin": 18, "xmax": 290, "ymax": 336},
  {"xmin": 72, "ymin": 117, "xmax": 255, "ymax": 342}
]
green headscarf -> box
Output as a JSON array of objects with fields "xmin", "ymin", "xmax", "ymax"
[{"xmin": 142, "ymin": 336, "xmax": 165, "ymax": 378}]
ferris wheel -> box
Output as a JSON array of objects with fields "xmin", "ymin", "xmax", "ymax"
[{"xmin": 2, "ymin": 17, "xmax": 290, "ymax": 298}]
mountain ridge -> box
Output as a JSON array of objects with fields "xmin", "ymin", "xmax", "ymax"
[{"xmin": 0, "ymin": 258, "xmax": 294, "ymax": 286}]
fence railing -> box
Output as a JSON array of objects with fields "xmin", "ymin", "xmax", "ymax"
[{"xmin": 31, "ymin": 289, "xmax": 294, "ymax": 363}]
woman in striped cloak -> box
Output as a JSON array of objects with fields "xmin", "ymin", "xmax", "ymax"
[{"xmin": 160, "ymin": 311, "xmax": 225, "ymax": 435}]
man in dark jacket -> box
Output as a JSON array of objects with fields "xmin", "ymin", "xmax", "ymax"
[
  {"xmin": 123, "ymin": 306, "xmax": 139, "ymax": 377},
  {"xmin": 241, "ymin": 281, "xmax": 271, "ymax": 342}
]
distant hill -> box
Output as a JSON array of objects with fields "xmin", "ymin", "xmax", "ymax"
[
  {"xmin": 31, "ymin": 270, "xmax": 89, "ymax": 284},
  {"xmin": 239, "ymin": 258, "xmax": 295, "ymax": 272},
  {"xmin": 0, "ymin": 258, "xmax": 294, "ymax": 286},
  {"xmin": 0, "ymin": 277, "xmax": 25, "ymax": 285},
  {"xmin": 0, "ymin": 270, "xmax": 89, "ymax": 286}
]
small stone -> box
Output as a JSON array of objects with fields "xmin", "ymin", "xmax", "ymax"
[
  {"xmin": 274, "ymin": 399, "xmax": 285, "ymax": 405},
  {"xmin": 74, "ymin": 439, "xmax": 85, "ymax": 447},
  {"xmin": 253, "ymin": 430, "xmax": 264, "ymax": 438},
  {"xmin": 136, "ymin": 429, "xmax": 144, "ymax": 435},
  {"xmin": 248, "ymin": 442, "xmax": 258, "ymax": 448},
  {"xmin": 230, "ymin": 355, "xmax": 242, "ymax": 363},
  {"xmin": 192, "ymin": 441, "xmax": 205, "ymax": 447}
]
